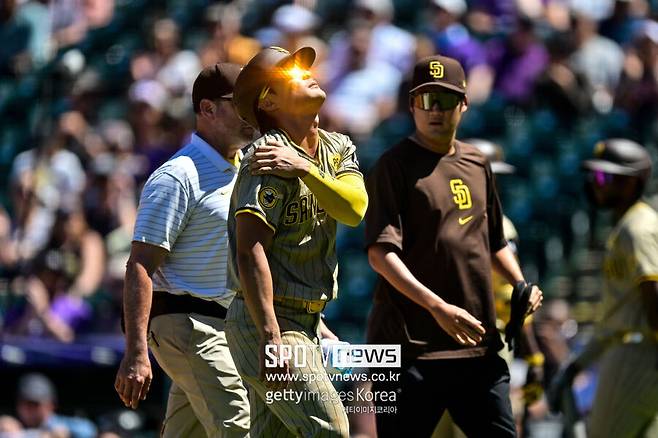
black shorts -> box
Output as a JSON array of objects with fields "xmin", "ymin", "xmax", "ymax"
[{"xmin": 371, "ymin": 353, "xmax": 516, "ymax": 438}]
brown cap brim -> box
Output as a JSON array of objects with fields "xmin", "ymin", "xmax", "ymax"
[
  {"xmin": 410, "ymin": 82, "xmax": 466, "ymax": 95},
  {"xmin": 279, "ymin": 46, "xmax": 316, "ymax": 70}
]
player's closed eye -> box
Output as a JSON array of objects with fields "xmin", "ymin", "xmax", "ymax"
[{"xmin": 413, "ymin": 92, "xmax": 462, "ymax": 111}]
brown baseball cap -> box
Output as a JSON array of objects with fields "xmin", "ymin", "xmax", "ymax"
[
  {"xmin": 582, "ymin": 138, "xmax": 652, "ymax": 181},
  {"xmin": 192, "ymin": 62, "xmax": 242, "ymax": 113},
  {"xmin": 410, "ymin": 55, "xmax": 467, "ymax": 95},
  {"xmin": 233, "ymin": 46, "xmax": 316, "ymax": 129}
]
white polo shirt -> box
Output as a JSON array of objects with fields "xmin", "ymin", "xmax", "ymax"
[{"xmin": 133, "ymin": 133, "xmax": 239, "ymax": 307}]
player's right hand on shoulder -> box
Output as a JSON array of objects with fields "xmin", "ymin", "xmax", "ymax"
[
  {"xmin": 430, "ymin": 302, "xmax": 486, "ymax": 346},
  {"xmin": 114, "ymin": 351, "xmax": 152, "ymax": 409},
  {"xmin": 259, "ymin": 335, "xmax": 291, "ymax": 391}
]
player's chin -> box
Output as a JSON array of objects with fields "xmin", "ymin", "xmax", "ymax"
[{"xmin": 307, "ymin": 88, "xmax": 326, "ymax": 102}]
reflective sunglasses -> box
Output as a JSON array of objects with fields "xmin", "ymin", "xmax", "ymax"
[
  {"xmin": 412, "ymin": 92, "xmax": 463, "ymax": 111},
  {"xmin": 588, "ymin": 170, "xmax": 614, "ymax": 187}
]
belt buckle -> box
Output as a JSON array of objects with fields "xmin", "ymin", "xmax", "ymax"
[{"xmin": 305, "ymin": 300, "xmax": 325, "ymax": 314}]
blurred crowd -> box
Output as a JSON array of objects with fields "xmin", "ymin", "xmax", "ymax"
[{"xmin": 1, "ymin": 0, "xmax": 658, "ymax": 435}]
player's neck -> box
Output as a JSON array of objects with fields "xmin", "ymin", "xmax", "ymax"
[
  {"xmin": 413, "ymin": 130, "xmax": 456, "ymax": 156},
  {"xmin": 275, "ymin": 114, "xmax": 319, "ymax": 156}
]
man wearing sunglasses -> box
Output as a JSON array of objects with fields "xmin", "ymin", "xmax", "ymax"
[
  {"xmin": 115, "ymin": 64, "xmax": 253, "ymax": 437},
  {"xmin": 225, "ymin": 46, "xmax": 367, "ymax": 437},
  {"xmin": 549, "ymin": 139, "xmax": 658, "ymax": 437},
  {"xmin": 364, "ymin": 55, "xmax": 543, "ymax": 437}
]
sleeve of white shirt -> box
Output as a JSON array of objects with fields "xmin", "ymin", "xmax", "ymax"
[{"xmin": 133, "ymin": 171, "xmax": 192, "ymax": 251}]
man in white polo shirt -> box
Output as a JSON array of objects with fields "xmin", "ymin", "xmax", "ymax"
[{"xmin": 114, "ymin": 63, "xmax": 254, "ymax": 438}]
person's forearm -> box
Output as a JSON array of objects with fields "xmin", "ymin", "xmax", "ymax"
[
  {"xmin": 301, "ymin": 167, "xmax": 368, "ymax": 227},
  {"xmin": 492, "ymin": 245, "xmax": 525, "ymax": 285},
  {"xmin": 237, "ymin": 243, "xmax": 280, "ymax": 339},
  {"xmin": 71, "ymin": 233, "xmax": 105, "ymax": 297},
  {"xmin": 368, "ymin": 247, "xmax": 445, "ymax": 312},
  {"xmin": 123, "ymin": 260, "xmax": 153, "ymax": 354}
]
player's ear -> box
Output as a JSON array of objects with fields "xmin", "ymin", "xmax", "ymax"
[
  {"xmin": 199, "ymin": 99, "xmax": 217, "ymax": 118},
  {"xmin": 258, "ymin": 95, "xmax": 277, "ymax": 114},
  {"xmin": 460, "ymin": 96, "xmax": 469, "ymax": 113},
  {"xmin": 408, "ymin": 95, "xmax": 415, "ymax": 114}
]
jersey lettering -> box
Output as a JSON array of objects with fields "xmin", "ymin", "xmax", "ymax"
[{"xmin": 283, "ymin": 194, "xmax": 325, "ymax": 225}]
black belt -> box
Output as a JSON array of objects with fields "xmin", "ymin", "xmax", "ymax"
[{"xmin": 150, "ymin": 291, "xmax": 227, "ymax": 320}]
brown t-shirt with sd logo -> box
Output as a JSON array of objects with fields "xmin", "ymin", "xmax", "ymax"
[{"xmin": 365, "ymin": 137, "xmax": 506, "ymax": 360}]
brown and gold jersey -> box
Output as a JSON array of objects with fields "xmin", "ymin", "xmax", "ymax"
[
  {"xmin": 365, "ymin": 137, "xmax": 506, "ymax": 360},
  {"xmin": 227, "ymin": 128, "xmax": 362, "ymax": 302},
  {"xmin": 600, "ymin": 201, "xmax": 658, "ymax": 333}
]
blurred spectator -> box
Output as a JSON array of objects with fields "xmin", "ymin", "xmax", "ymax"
[
  {"xmin": 488, "ymin": 17, "xmax": 549, "ymax": 106},
  {"xmin": 427, "ymin": 0, "xmax": 486, "ymax": 71},
  {"xmin": 270, "ymin": 4, "xmax": 328, "ymax": 64},
  {"xmin": 200, "ymin": 3, "xmax": 261, "ymax": 67},
  {"xmin": 15, "ymin": 373, "xmax": 96, "ymax": 438},
  {"xmin": 570, "ymin": 13, "xmax": 624, "ymax": 113},
  {"xmin": 127, "ymin": 79, "xmax": 179, "ymax": 175},
  {"xmin": 15, "ymin": 0, "xmax": 52, "ymax": 68},
  {"xmin": 600, "ymin": 0, "xmax": 645, "ymax": 46},
  {"xmin": 151, "ymin": 18, "xmax": 201, "ymax": 97},
  {"xmin": 50, "ymin": 0, "xmax": 88, "ymax": 49},
  {"xmin": 6, "ymin": 206, "xmax": 104, "ymax": 342},
  {"xmin": 425, "ymin": 0, "xmax": 495, "ymax": 104},
  {"xmin": 7, "ymin": 121, "xmax": 87, "ymax": 263},
  {"xmin": 534, "ymin": 32, "xmax": 592, "ymax": 127},
  {"xmin": 326, "ymin": 0, "xmax": 416, "ymax": 84},
  {"xmin": 0, "ymin": 0, "xmax": 32, "ymax": 78},
  {"xmin": 0, "ymin": 415, "xmax": 23, "ymax": 435},
  {"xmin": 323, "ymin": 25, "xmax": 402, "ymax": 137},
  {"xmin": 614, "ymin": 19, "xmax": 658, "ymax": 140},
  {"xmin": 51, "ymin": 0, "xmax": 114, "ymax": 50}
]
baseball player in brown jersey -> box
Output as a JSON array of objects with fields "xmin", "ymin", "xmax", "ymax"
[
  {"xmin": 365, "ymin": 55, "xmax": 543, "ymax": 438},
  {"xmin": 224, "ymin": 46, "xmax": 368, "ymax": 437},
  {"xmin": 549, "ymin": 139, "xmax": 658, "ymax": 437}
]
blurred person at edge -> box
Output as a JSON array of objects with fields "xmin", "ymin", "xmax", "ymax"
[
  {"xmin": 549, "ymin": 139, "xmax": 658, "ymax": 437},
  {"xmin": 5, "ymin": 205, "xmax": 104, "ymax": 342},
  {"xmin": 15, "ymin": 373, "xmax": 96, "ymax": 438},
  {"xmin": 615, "ymin": 20, "xmax": 658, "ymax": 141}
]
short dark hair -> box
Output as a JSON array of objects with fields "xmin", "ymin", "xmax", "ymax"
[{"xmin": 192, "ymin": 63, "xmax": 241, "ymax": 113}]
